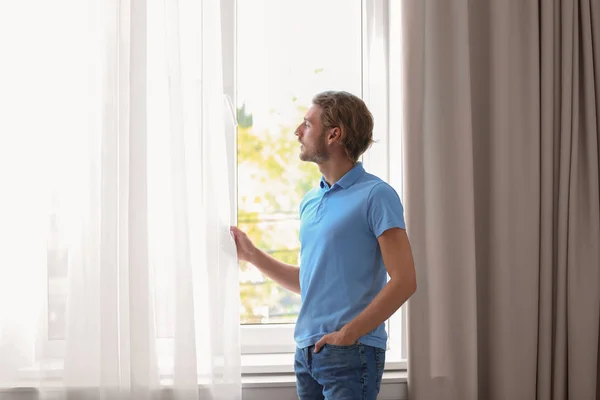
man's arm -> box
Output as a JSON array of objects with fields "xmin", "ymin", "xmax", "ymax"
[
  {"xmin": 250, "ymin": 250, "xmax": 301, "ymax": 295},
  {"xmin": 231, "ymin": 226, "xmax": 301, "ymax": 294},
  {"xmin": 314, "ymin": 227, "xmax": 416, "ymax": 352}
]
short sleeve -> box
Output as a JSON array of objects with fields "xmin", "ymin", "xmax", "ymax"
[{"xmin": 367, "ymin": 182, "xmax": 406, "ymax": 237}]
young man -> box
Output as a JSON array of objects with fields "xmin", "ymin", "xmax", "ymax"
[{"xmin": 230, "ymin": 91, "xmax": 416, "ymax": 399}]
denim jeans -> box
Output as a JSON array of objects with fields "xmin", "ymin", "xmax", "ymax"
[{"xmin": 294, "ymin": 343, "xmax": 386, "ymax": 400}]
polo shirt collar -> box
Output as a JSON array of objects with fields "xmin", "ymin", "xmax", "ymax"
[{"xmin": 319, "ymin": 162, "xmax": 365, "ymax": 190}]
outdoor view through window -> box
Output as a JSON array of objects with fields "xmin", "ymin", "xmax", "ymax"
[
  {"xmin": 236, "ymin": 0, "xmax": 362, "ymax": 324},
  {"xmin": 45, "ymin": 0, "xmax": 365, "ymax": 338}
]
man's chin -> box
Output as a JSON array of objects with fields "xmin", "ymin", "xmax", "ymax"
[
  {"xmin": 299, "ymin": 155, "xmax": 315, "ymax": 163},
  {"xmin": 299, "ymin": 152, "xmax": 326, "ymax": 164}
]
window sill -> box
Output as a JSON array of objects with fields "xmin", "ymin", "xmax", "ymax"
[
  {"xmin": 4, "ymin": 355, "xmax": 407, "ymax": 400},
  {"xmin": 2, "ymin": 373, "xmax": 408, "ymax": 400},
  {"xmin": 10, "ymin": 353, "xmax": 404, "ymax": 378},
  {"xmin": 242, "ymin": 352, "xmax": 407, "ymax": 375},
  {"xmin": 242, "ymin": 370, "xmax": 408, "ymax": 400},
  {"xmin": 242, "ymin": 370, "xmax": 407, "ymax": 388},
  {"xmin": 2, "ymin": 372, "xmax": 407, "ymax": 400}
]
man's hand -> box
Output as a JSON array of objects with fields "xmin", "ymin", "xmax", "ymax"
[
  {"xmin": 314, "ymin": 329, "xmax": 359, "ymax": 353},
  {"xmin": 230, "ymin": 226, "xmax": 258, "ymax": 263}
]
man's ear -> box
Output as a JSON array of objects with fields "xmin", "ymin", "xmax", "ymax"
[{"xmin": 327, "ymin": 127, "xmax": 342, "ymax": 143}]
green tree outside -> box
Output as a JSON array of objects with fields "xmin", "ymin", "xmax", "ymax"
[{"xmin": 237, "ymin": 98, "xmax": 321, "ymax": 324}]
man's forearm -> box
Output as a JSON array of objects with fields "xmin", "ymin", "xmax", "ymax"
[
  {"xmin": 341, "ymin": 277, "xmax": 415, "ymax": 341},
  {"xmin": 250, "ymin": 250, "xmax": 301, "ymax": 294}
]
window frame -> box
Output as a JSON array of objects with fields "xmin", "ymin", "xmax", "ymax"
[
  {"xmin": 39, "ymin": 0, "xmax": 406, "ymax": 374},
  {"xmin": 30, "ymin": 0, "xmax": 408, "ymax": 384},
  {"xmin": 230, "ymin": 0, "xmax": 407, "ymax": 371}
]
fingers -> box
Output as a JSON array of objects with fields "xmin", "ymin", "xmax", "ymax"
[
  {"xmin": 314, "ymin": 337, "xmax": 326, "ymax": 353},
  {"xmin": 230, "ymin": 226, "xmax": 247, "ymax": 238},
  {"xmin": 230, "ymin": 227, "xmax": 242, "ymax": 242}
]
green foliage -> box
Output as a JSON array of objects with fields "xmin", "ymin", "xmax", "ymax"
[
  {"xmin": 237, "ymin": 100, "xmax": 321, "ymax": 324},
  {"xmin": 237, "ymin": 104, "xmax": 254, "ymax": 129}
]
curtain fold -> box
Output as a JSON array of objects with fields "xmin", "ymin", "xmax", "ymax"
[
  {"xmin": 0, "ymin": 0, "xmax": 241, "ymax": 399},
  {"xmin": 403, "ymin": 0, "xmax": 600, "ymax": 399}
]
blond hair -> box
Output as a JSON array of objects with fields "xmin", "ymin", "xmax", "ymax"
[{"xmin": 312, "ymin": 91, "xmax": 374, "ymax": 162}]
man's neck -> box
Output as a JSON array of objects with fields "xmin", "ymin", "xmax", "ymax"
[{"xmin": 318, "ymin": 158, "xmax": 356, "ymax": 187}]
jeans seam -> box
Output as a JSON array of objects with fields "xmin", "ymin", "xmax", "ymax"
[
  {"xmin": 375, "ymin": 349, "xmax": 383, "ymax": 392},
  {"xmin": 359, "ymin": 344, "xmax": 368, "ymax": 400}
]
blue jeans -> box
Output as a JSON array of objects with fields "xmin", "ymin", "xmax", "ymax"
[{"xmin": 294, "ymin": 343, "xmax": 385, "ymax": 400}]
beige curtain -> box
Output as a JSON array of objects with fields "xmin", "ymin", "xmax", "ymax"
[{"xmin": 402, "ymin": 0, "xmax": 600, "ymax": 399}]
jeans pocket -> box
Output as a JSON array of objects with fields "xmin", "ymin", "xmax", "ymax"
[{"xmin": 324, "ymin": 343, "xmax": 359, "ymax": 350}]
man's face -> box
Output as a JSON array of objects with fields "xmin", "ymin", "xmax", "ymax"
[{"xmin": 295, "ymin": 105, "xmax": 329, "ymax": 164}]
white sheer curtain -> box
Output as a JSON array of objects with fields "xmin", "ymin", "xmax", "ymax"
[{"xmin": 0, "ymin": 0, "xmax": 241, "ymax": 399}]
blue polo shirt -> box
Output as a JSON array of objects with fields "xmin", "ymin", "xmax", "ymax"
[{"xmin": 294, "ymin": 162, "xmax": 406, "ymax": 350}]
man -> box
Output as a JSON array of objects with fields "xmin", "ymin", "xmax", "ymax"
[{"xmin": 230, "ymin": 91, "xmax": 417, "ymax": 399}]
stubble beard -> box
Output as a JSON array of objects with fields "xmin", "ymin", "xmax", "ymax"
[{"xmin": 299, "ymin": 131, "xmax": 329, "ymax": 164}]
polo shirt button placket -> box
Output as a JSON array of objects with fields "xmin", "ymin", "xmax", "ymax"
[{"xmin": 316, "ymin": 191, "xmax": 328, "ymax": 221}]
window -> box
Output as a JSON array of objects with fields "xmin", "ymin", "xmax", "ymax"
[
  {"xmin": 234, "ymin": 0, "xmax": 407, "ymax": 367},
  {"xmin": 42, "ymin": 0, "xmax": 406, "ymax": 369},
  {"xmin": 235, "ymin": 0, "xmax": 362, "ymax": 326}
]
